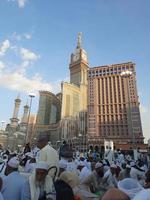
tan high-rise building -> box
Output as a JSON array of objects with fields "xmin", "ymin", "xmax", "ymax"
[{"xmin": 88, "ymin": 62, "xmax": 144, "ymax": 145}]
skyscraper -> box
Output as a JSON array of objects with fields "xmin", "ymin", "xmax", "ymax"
[
  {"xmin": 88, "ymin": 62, "xmax": 144, "ymax": 145},
  {"xmin": 61, "ymin": 32, "xmax": 89, "ymax": 140},
  {"xmin": 34, "ymin": 34, "xmax": 144, "ymax": 147}
]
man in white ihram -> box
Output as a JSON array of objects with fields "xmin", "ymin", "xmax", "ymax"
[
  {"xmin": 21, "ymin": 161, "xmax": 55, "ymax": 200},
  {"xmin": 37, "ymin": 133, "xmax": 59, "ymax": 177},
  {"xmin": 104, "ymin": 147, "xmax": 114, "ymax": 164},
  {"xmin": 1, "ymin": 157, "xmax": 26, "ymax": 200}
]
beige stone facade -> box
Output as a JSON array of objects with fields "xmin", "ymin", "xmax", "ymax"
[{"xmin": 61, "ymin": 33, "xmax": 89, "ymax": 141}]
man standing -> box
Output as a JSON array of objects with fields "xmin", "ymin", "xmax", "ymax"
[
  {"xmin": 104, "ymin": 147, "xmax": 114, "ymax": 164},
  {"xmin": 37, "ymin": 133, "xmax": 59, "ymax": 177},
  {"xmin": 1, "ymin": 157, "xmax": 26, "ymax": 200}
]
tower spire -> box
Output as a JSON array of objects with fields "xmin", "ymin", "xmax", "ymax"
[
  {"xmin": 17, "ymin": 93, "xmax": 20, "ymax": 100},
  {"xmin": 77, "ymin": 32, "xmax": 82, "ymax": 49}
]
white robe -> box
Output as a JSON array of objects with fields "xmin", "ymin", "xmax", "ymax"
[
  {"xmin": 38, "ymin": 144, "xmax": 59, "ymax": 177},
  {"xmin": 103, "ymin": 169, "xmax": 118, "ymax": 189},
  {"xmin": 0, "ymin": 193, "xmax": 3, "ymax": 200},
  {"xmin": 130, "ymin": 167, "xmax": 145, "ymax": 186},
  {"xmin": 79, "ymin": 166, "xmax": 91, "ymax": 183}
]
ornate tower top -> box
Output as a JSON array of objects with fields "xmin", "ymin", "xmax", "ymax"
[
  {"xmin": 69, "ymin": 33, "xmax": 89, "ymax": 86},
  {"xmin": 16, "ymin": 93, "xmax": 21, "ymax": 102},
  {"xmin": 25, "ymin": 99, "xmax": 29, "ymax": 106},
  {"xmin": 70, "ymin": 32, "xmax": 88, "ymax": 64},
  {"xmin": 77, "ymin": 32, "xmax": 82, "ymax": 49}
]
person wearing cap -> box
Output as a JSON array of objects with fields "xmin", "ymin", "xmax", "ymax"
[
  {"xmin": 25, "ymin": 157, "xmax": 36, "ymax": 173},
  {"xmin": 82, "ymin": 162, "xmax": 105, "ymax": 193},
  {"xmin": 58, "ymin": 159, "xmax": 67, "ymax": 176},
  {"xmin": 1, "ymin": 157, "xmax": 26, "ymax": 200},
  {"xmin": 130, "ymin": 161, "xmax": 145, "ymax": 186},
  {"xmin": 102, "ymin": 163, "xmax": 118, "ymax": 189},
  {"xmin": 118, "ymin": 164, "xmax": 131, "ymax": 181},
  {"xmin": 37, "ymin": 133, "xmax": 59, "ymax": 177},
  {"xmin": 133, "ymin": 189, "xmax": 150, "ymax": 200},
  {"xmin": 24, "ymin": 153, "xmax": 36, "ymax": 173},
  {"xmin": 118, "ymin": 178, "xmax": 143, "ymax": 199},
  {"xmin": 66, "ymin": 158, "xmax": 78, "ymax": 175},
  {"xmin": 117, "ymin": 151, "xmax": 125, "ymax": 164},
  {"xmin": 21, "ymin": 161, "xmax": 55, "ymax": 200},
  {"xmin": 104, "ymin": 147, "xmax": 114, "ymax": 164},
  {"xmin": 77, "ymin": 161, "xmax": 91, "ymax": 184}
]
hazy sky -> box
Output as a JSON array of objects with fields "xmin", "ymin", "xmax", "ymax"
[{"xmin": 0, "ymin": 0, "xmax": 150, "ymax": 141}]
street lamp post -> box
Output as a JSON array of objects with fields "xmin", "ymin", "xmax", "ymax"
[
  {"xmin": 121, "ymin": 70, "xmax": 136, "ymax": 149},
  {"xmin": 25, "ymin": 93, "xmax": 35, "ymax": 144}
]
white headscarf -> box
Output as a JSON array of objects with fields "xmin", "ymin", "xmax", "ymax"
[
  {"xmin": 7, "ymin": 157, "xmax": 19, "ymax": 168},
  {"xmin": 118, "ymin": 178, "xmax": 143, "ymax": 199},
  {"xmin": 133, "ymin": 189, "xmax": 150, "ymax": 200}
]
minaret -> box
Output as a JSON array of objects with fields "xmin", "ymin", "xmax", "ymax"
[
  {"xmin": 10, "ymin": 94, "xmax": 21, "ymax": 127},
  {"xmin": 69, "ymin": 32, "xmax": 89, "ymax": 86},
  {"xmin": 21, "ymin": 101, "xmax": 29, "ymax": 125},
  {"xmin": 20, "ymin": 101, "xmax": 29, "ymax": 133}
]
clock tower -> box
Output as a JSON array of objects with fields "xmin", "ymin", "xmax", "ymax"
[
  {"xmin": 61, "ymin": 33, "xmax": 89, "ymax": 141},
  {"xmin": 69, "ymin": 33, "xmax": 89, "ymax": 87}
]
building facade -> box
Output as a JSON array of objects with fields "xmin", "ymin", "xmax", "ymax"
[
  {"xmin": 34, "ymin": 34, "xmax": 144, "ymax": 147},
  {"xmin": 88, "ymin": 62, "xmax": 144, "ymax": 145},
  {"xmin": 34, "ymin": 91, "xmax": 61, "ymax": 143},
  {"xmin": 61, "ymin": 32, "xmax": 89, "ymax": 141},
  {"xmin": 36, "ymin": 91, "xmax": 61, "ymax": 126}
]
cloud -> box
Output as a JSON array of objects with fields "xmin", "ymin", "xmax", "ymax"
[
  {"xmin": 0, "ymin": 36, "xmax": 60, "ymax": 97},
  {"xmin": 0, "ymin": 61, "xmax": 5, "ymax": 70},
  {"xmin": 20, "ymin": 48, "xmax": 39, "ymax": 61},
  {"xmin": 24, "ymin": 33, "xmax": 32, "ymax": 40},
  {"xmin": 18, "ymin": 0, "xmax": 27, "ymax": 8},
  {"xmin": 7, "ymin": 0, "xmax": 28, "ymax": 8},
  {"xmin": 12, "ymin": 32, "xmax": 32, "ymax": 41},
  {"xmin": 12, "ymin": 32, "xmax": 21, "ymax": 41},
  {"xmin": 0, "ymin": 71, "xmax": 60, "ymax": 94},
  {"xmin": 0, "ymin": 40, "xmax": 10, "ymax": 56}
]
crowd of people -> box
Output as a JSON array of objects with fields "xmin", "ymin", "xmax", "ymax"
[{"xmin": 0, "ymin": 133, "xmax": 150, "ymax": 200}]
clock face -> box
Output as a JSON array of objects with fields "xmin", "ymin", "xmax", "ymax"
[
  {"xmin": 82, "ymin": 53, "xmax": 87, "ymax": 61},
  {"xmin": 73, "ymin": 54, "xmax": 79, "ymax": 62}
]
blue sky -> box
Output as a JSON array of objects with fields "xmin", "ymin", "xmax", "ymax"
[{"xmin": 0, "ymin": 0, "xmax": 150, "ymax": 141}]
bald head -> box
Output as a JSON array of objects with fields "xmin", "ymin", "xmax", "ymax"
[{"xmin": 102, "ymin": 188, "xmax": 130, "ymax": 200}]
